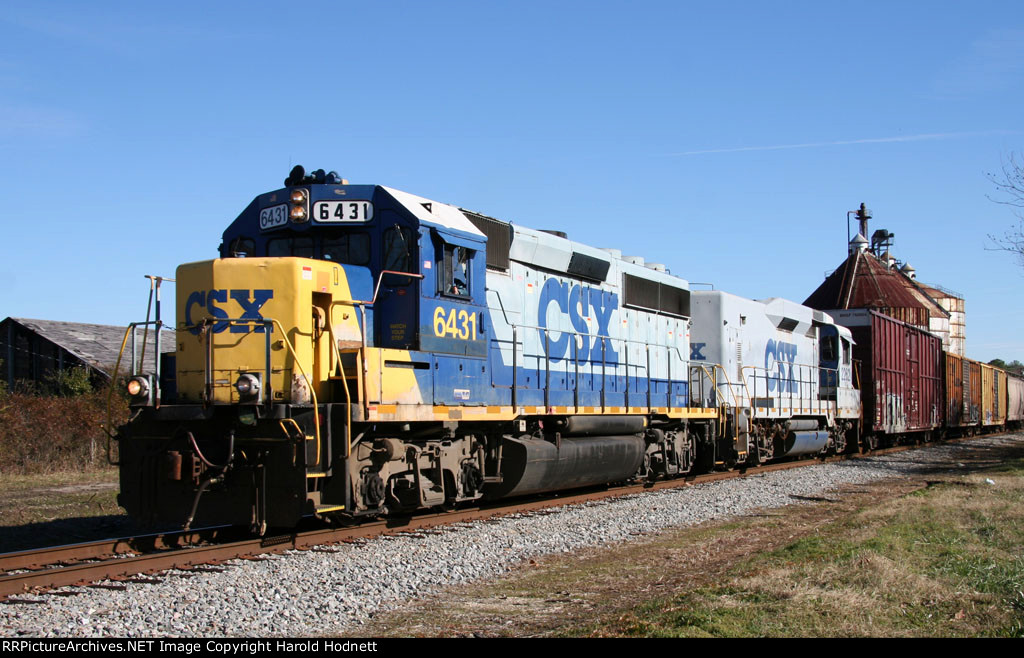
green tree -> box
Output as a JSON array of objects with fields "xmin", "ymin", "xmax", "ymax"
[{"xmin": 46, "ymin": 366, "xmax": 93, "ymax": 397}]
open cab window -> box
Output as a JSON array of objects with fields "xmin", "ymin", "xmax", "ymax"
[{"xmin": 438, "ymin": 244, "xmax": 473, "ymax": 298}]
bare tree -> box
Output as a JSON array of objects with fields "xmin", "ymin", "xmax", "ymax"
[{"xmin": 987, "ymin": 152, "xmax": 1024, "ymax": 268}]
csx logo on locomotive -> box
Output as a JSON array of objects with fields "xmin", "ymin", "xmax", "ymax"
[
  {"xmin": 184, "ymin": 289, "xmax": 274, "ymax": 334},
  {"xmin": 765, "ymin": 338, "xmax": 798, "ymax": 392},
  {"xmin": 538, "ymin": 279, "xmax": 619, "ymax": 363}
]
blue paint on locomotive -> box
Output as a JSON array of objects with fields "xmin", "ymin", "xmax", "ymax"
[
  {"xmin": 764, "ymin": 338, "xmax": 799, "ymax": 393},
  {"xmin": 220, "ymin": 181, "xmax": 695, "ymax": 411}
]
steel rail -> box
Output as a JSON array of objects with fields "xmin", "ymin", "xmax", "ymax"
[{"xmin": 0, "ymin": 526, "xmax": 241, "ymax": 573}]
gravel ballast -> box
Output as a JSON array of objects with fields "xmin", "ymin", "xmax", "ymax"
[{"xmin": 2, "ymin": 434, "xmax": 1021, "ymax": 637}]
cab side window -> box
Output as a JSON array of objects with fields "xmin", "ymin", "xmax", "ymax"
[
  {"xmin": 821, "ymin": 334, "xmax": 837, "ymax": 361},
  {"xmin": 382, "ymin": 225, "xmax": 416, "ymax": 286},
  {"xmin": 438, "ymin": 244, "xmax": 472, "ymax": 297}
]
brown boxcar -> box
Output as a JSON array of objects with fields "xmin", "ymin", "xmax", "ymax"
[
  {"xmin": 944, "ymin": 353, "xmax": 982, "ymax": 433},
  {"xmin": 981, "ymin": 364, "xmax": 1008, "ymax": 427},
  {"xmin": 829, "ymin": 308, "xmax": 943, "ymax": 446},
  {"xmin": 1008, "ymin": 373, "xmax": 1024, "ymax": 428}
]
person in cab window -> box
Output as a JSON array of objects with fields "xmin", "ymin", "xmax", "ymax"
[{"xmin": 449, "ymin": 247, "xmax": 470, "ymax": 296}]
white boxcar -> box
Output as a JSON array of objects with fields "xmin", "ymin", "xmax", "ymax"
[{"xmin": 1008, "ymin": 373, "xmax": 1024, "ymax": 426}]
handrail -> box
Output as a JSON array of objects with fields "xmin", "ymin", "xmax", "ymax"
[
  {"xmin": 327, "ymin": 269, "xmax": 423, "ymax": 418},
  {"xmin": 498, "ymin": 321, "xmax": 698, "ymax": 413},
  {"xmin": 268, "ymin": 318, "xmax": 321, "ymax": 467},
  {"xmin": 333, "ymin": 269, "xmax": 424, "ymax": 308},
  {"xmin": 326, "ymin": 321, "xmax": 353, "ymax": 458},
  {"xmin": 103, "ymin": 325, "xmax": 134, "ymax": 465},
  {"xmin": 179, "ymin": 316, "xmax": 322, "ymax": 467},
  {"xmin": 508, "ymin": 320, "xmax": 690, "ymax": 363},
  {"xmin": 690, "ymin": 363, "xmax": 745, "ymax": 411},
  {"xmin": 105, "ymin": 319, "xmax": 170, "ymax": 465},
  {"xmin": 738, "ymin": 363, "xmax": 844, "ymax": 417}
]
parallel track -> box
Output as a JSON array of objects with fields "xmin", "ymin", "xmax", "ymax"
[{"xmin": 0, "ymin": 436, "xmax": 982, "ymax": 602}]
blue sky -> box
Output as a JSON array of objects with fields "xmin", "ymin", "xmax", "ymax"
[{"xmin": 2, "ymin": 1, "xmax": 1023, "ymax": 362}]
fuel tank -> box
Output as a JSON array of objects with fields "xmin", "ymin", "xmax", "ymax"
[
  {"xmin": 780, "ymin": 430, "xmax": 828, "ymax": 457},
  {"xmin": 487, "ymin": 434, "xmax": 646, "ymax": 498}
]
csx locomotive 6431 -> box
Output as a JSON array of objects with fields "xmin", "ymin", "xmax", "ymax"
[{"xmin": 116, "ymin": 166, "xmax": 866, "ymax": 532}]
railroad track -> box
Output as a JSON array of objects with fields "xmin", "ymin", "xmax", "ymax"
[{"xmin": 0, "ymin": 436, "xmax": 979, "ymax": 602}]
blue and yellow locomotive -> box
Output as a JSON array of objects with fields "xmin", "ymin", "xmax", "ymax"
[{"xmin": 116, "ymin": 166, "xmax": 859, "ymax": 532}]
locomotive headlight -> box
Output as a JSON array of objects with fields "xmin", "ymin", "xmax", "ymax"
[
  {"xmin": 290, "ymin": 188, "xmax": 309, "ymax": 223},
  {"xmin": 126, "ymin": 375, "xmax": 151, "ymax": 405},
  {"xmin": 235, "ymin": 373, "xmax": 261, "ymax": 400}
]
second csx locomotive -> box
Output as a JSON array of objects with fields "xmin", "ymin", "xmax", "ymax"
[{"xmin": 116, "ymin": 166, "xmax": 862, "ymax": 532}]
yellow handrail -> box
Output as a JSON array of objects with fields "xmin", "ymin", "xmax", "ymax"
[
  {"xmin": 269, "ymin": 318, "xmax": 321, "ymax": 467},
  {"xmin": 326, "ymin": 322, "xmax": 353, "ymax": 459},
  {"xmin": 693, "ymin": 363, "xmax": 745, "ymax": 411},
  {"xmin": 103, "ymin": 324, "xmax": 135, "ymax": 465}
]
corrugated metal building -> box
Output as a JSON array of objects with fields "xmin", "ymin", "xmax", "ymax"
[
  {"xmin": 803, "ymin": 206, "xmax": 965, "ymax": 356},
  {"xmin": 1, "ymin": 317, "xmax": 175, "ymax": 392},
  {"xmin": 912, "ymin": 282, "xmax": 966, "ymax": 357}
]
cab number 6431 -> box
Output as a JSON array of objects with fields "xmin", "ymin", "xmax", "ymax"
[{"xmin": 433, "ymin": 307, "xmax": 477, "ymax": 340}]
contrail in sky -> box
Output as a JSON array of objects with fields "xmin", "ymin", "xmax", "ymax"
[{"xmin": 670, "ymin": 131, "xmax": 1017, "ymax": 156}]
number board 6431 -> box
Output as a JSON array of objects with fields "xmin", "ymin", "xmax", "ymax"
[{"xmin": 312, "ymin": 201, "xmax": 374, "ymax": 223}]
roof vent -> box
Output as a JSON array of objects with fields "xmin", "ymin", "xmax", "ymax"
[
  {"xmin": 900, "ymin": 262, "xmax": 916, "ymax": 279},
  {"xmin": 625, "ymin": 256, "xmax": 645, "ymax": 266},
  {"xmin": 849, "ymin": 233, "xmax": 868, "ymax": 254},
  {"xmin": 600, "ymin": 248, "xmax": 622, "ymax": 259},
  {"xmin": 540, "ymin": 229, "xmax": 568, "ymax": 240}
]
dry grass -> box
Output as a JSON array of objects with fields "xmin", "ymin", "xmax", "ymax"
[{"xmin": 0, "ymin": 468, "xmax": 132, "ymax": 552}]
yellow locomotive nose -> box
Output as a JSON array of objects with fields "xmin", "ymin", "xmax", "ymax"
[{"xmin": 174, "ymin": 257, "xmax": 362, "ymax": 406}]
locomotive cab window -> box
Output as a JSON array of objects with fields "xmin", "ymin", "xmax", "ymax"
[
  {"xmin": 842, "ymin": 339, "xmax": 851, "ymax": 365},
  {"xmin": 438, "ymin": 244, "xmax": 473, "ymax": 298},
  {"xmin": 323, "ymin": 231, "xmax": 370, "ymax": 266},
  {"xmin": 228, "ymin": 236, "xmax": 255, "ymax": 258},
  {"xmin": 382, "ymin": 225, "xmax": 416, "ymax": 286},
  {"xmin": 268, "ymin": 236, "xmax": 315, "ymax": 258},
  {"xmin": 821, "ymin": 334, "xmax": 837, "ymax": 361}
]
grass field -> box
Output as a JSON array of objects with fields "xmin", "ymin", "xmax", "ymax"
[
  {"xmin": 0, "ymin": 468, "xmax": 138, "ymax": 553},
  {"xmin": 603, "ymin": 462, "xmax": 1024, "ymax": 638}
]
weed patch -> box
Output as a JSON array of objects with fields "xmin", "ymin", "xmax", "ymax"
[{"xmin": 0, "ymin": 391, "xmax": 129, "ymax": 474}]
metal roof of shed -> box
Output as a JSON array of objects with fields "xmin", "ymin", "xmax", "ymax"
[{"xmin": 5, "ymin": 317, "xmax": 175, "ymax": 376}]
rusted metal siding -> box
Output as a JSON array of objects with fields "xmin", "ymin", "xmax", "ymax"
[
  {"xmin": 875, "ymin": 306, "xmax": 931, "ymax": 330},
  {"xmin": 968, "ymin": 358, "xmax": 982, "ymax": 426},
  {"xmin": 845, "ymin": 310, "xmax": 942, "ymax": 436},
  {"xmin": 804, "ymin": 251, "xmax": 942, "ymax": 333},
  {"xmin": 944, "ymin": 353, "xmax": 983, "ymax": 429},
  {"xmin": 945, "ymin": 353, "xmax": 965, "ymax": 427},
  {"xmin": 981, "ymin": 364, "xmax": 1007, "ymax": 426}
]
